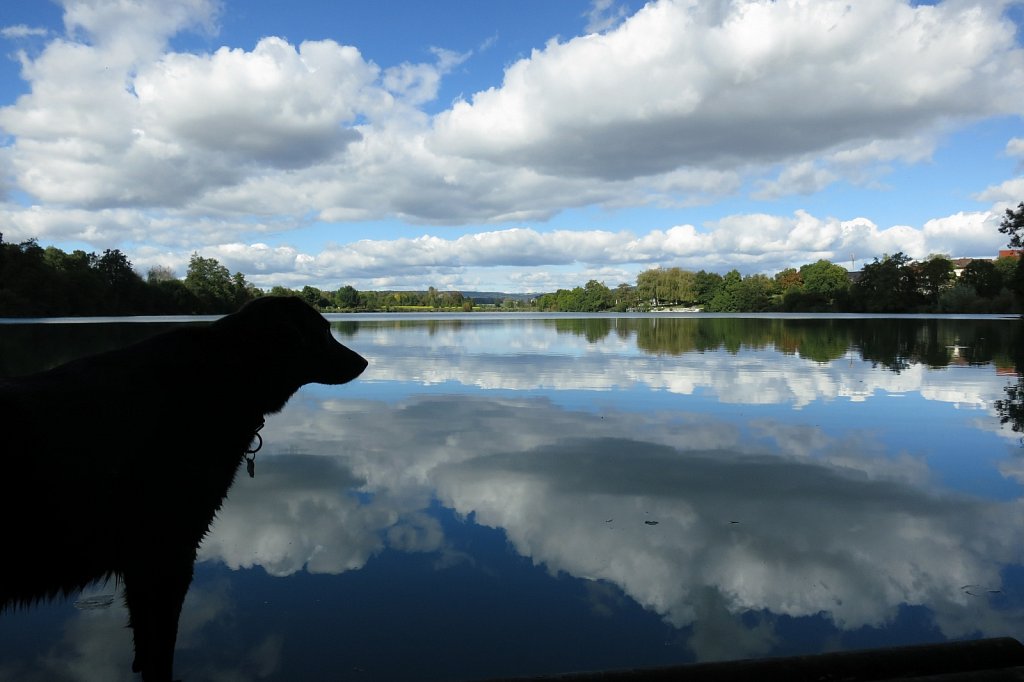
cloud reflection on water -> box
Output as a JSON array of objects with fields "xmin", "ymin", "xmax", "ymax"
[
  {"xmin": 199, "ymin": 389, "xmax": 1024, "ymax": 661},
  {"xmin": 352, "ymin": 317, "xmax": 1015, "ymax": 414}
]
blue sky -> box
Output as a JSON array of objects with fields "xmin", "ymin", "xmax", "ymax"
[{"xmin": 1, "ymin": 0, "xmax": 1022, "ymax": 292}]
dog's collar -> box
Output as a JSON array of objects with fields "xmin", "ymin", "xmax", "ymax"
[{"xmin": 245, "ymin": 417, "xmax": 265, "ymax": 479}]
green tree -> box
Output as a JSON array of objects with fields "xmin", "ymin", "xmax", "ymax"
[
  {"xmin": 998, "ymin": 202, "xmax": 1024, "ymax": 305},
  {"xmin": 998, "ymin": 201, "xmax": 1024, "ymax": 248},
  {"xmin": 269, "ymin": 285, "xmax": 299, "ymax": 298},
  {"xmin": 960, "ymin": 259, "xmax": 1002, "ymax": 298},
  {"xmin": 636, "ymin": 269, "xmax": 660, "ymax": 306},
  {"xmin": 916, "ymin": 255, "xmax": 955, "ymax": 307},
  {"xmin": 582, "ymin": 279, "xmax": 613, "ymax": 311},
  {"xmin": 705, "ymin": 269, "xmax": 742, "ymax": 312},
  {"xmin": 95, "ymin": 248, "xmax": 145, "ymax": 313},
  {"xmin": 185, "ymin": 253, "xmax": 235, "ymax": 313},
  {"xmin": 734, "ymin": 274, "xmax": 773, "ymax": 311},
  {"xmin": 799, "ymin": 259, "xmax": 849, "ymax": 303},
  {"xmin": 852, "ymin": 252, "xmax": 921, "ymax": 312},
  {"xmin": 693, "ymin": 270, "xmax": 724, "ymax": 307},
  {"xmin": 301, "ymin": 285, "xmax": 331, "ymax": 309},
  {"xmin": 147, "ymin": 265, "xmax": 176, "ymax": 284},
  {"xmin": 335, "ymin": 285, "xmax": 361, "ymax": 309},
  {"xmin": 0, "ymin": 239, "xmax": 53, "ymax": 315},
  {"xmin": 612, "ymin": 282, "xmax": 636, "ymax": 311},
  {"xmin": 95, "ymin": 249, "xmax": 138, "ymax": 288},
  {"xmin": 774, "ymin": 267, "xmax": 802, "ymax": 293}
]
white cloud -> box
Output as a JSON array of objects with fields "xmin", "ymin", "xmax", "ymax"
[
  {"xmin": 383, "ymin": 47, "xmax": 470, "ymax": 106},
  {"xmin": 431, "ymin": 0, "xmax": 1024, "ymax": 181},
  {"xmin": 0, "ymin": 0, "xmax": 1021, "ymax": 291},
  {"xmin": 4, "ymin": 203, "xmax": 1003, "ymax": 291},
  {"xmin": 583, "ymin": 0, "xmax": 630, "ymax": 33},
  {"xmin": 752, "ymin": 161, "xmax": 839, "ymax": 200},
  {"xmin": 61, "ymin": 0, "xmax": 219, "ymax": 50},
  {"xmin": 921, "ymin": 211, "xmax": 1004, "ymax": 258},
  {"xmin": 975, "ymin": 177, "xmax": 1024, "ymax": 204},
  {"xmin": 1006, "ymin": 138, "xmax": 1024, "ymax": 158},
  {"xmin": 3, "ymin": 0, "xmax": 1022, "ymax": 230},
  {"xmin": 0, "ymin": 25, "xmax": 49, "ymax": 39},
  {"xmin": 134, "ymin": 38, "xmax": 374, "ymax": 167}
]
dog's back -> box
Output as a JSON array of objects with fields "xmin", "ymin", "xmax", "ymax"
[{"xmin": 0, "ymin": 323, "xmax": 248, "ymax": 606}]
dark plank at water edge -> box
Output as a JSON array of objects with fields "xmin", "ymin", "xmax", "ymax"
[{"xmin": 478, "ymin": 637, "xmax": 1024, "ymax": 681}]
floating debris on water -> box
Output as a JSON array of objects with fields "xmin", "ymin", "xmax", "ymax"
[{"xmin": 961, "ymin": 584, "xmax": 1002, "ymax": 597}]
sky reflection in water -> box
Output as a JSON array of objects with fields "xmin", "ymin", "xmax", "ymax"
[{"xmin": 1, "ymin": 315, "xmax": 1023, "ymax": 681}]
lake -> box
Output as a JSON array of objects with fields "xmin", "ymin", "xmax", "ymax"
[{"xmin": 2, "ymin": 313, "xmax": 1023, "ymax": 681}]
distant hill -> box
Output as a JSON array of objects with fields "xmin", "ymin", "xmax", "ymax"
[{"xmin": 461, "ymin": 291, "xmax": 541, "ymax": 304}]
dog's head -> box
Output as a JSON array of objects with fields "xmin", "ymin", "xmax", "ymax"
[{"xmin": 214, "ymin": 296, "xmax": 368, "ymax": 390}]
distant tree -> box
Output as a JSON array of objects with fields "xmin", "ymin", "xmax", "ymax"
[
  {"xmin": 916, "ymin": 255, "xmax": 955, "ymax": 306},
  {"xmin": 960, "ymin": 260, "xmax": 1002, "ymax": 298},
  {"xmin": 995, "ymin": 255, "xmax": 1019, "ymax": 284},
  {"xmin": 147, "ymin": 265, "xmax": 177, "ymax": 283},
  {"xmin": 693, "ymin": 270, "xmax": 724, "ymax": 307},
  {"xmin": 613, "ymin": 282, "xmax": 636, "ymax": 311},
  {"xmin": 581, "ymin": 279, "xmax": 613, "ymax": 311},
  {"xmin": 269, "ymin": 285, "xmax": 299, "ymax": 298},
  {"xmin": 998, "ymin": 201, "xmax": 1024, "ymax": 248},
  {"xmin": 556, "ymin": 286, "xmax": 586, "ymax": 311},
  {"xmin": 635, "ymin": 269, "xmax": 659, "ymax": 305},
  {"xmin": 94, "ymin": 249, "xmax": 138, "ymax": 288},
  {"xmin": 938, "ymin": 284, "xmax": 982, "ymax": 313},
  {"xmin": 655, "ymin": 267, "xmax": 696, "ymax": 305},
  {"xmin": 335, "ymin": 285, "xmax": 360, "ymax": 309},
  {"xmin": 734, "ymin": 274, "xmax": 773, "ymax": 311},
  {"xmin": 0, "ymin": 239, "xmax": 52, "ymax": 315},
  {"xmin": 774, "ymin": 267, "xmax": 802, "ymax": 293},
  {"xmin": 852, "ymin": 252, "xmax": 921, "ymax": 312},
  {"xmin": 95, "ymin": 248, "xmax": 145, "ymax": 313},
  {"xmin": 998, "ymin": 202, "xmax": 1024, "ymax": 304},
  {"xmin": 301, "ymin": 285, "xmax": 331, "ymax": 309},
  {"xmin": 705, "ymin": 270, "xmax": 742, "ymax": 312},
  {"xmin": 232, "ymin": 272, "xmax": 259, "ymax": 307},
  {"xmin": 799, "ymin": 259, "xmax": 849, "ymax": 303},
  {"xmin": 185, "ymin": 253, "xmax": 235, "ymax": 313}
]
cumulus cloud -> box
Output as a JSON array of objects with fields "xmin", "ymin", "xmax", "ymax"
[
  {"xmin": 134, "ymin": 38, "xmax": 373, "ymax": 168},
  {"xmin": 0, "ymin": 194, "xmax": 1007, "ymax": 291},
  {"xmin": 431, "ymin": 0, "xmax": 1024, "ymax": 181},
  {"xmin": 0, "ymin": 0, "xmax": 1021, "ymax": 290},
  {"xmin": 4, "ymin": 204, "xmax": 993, "ymax": 292},
  {"xmin": 975, "ymin": 177, "xmax": 1024, "ymax": 205}
]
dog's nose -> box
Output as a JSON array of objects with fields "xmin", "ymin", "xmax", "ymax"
[{"xmin": 319, "ymin": 341, "xmax": 368, "ymax": 385}]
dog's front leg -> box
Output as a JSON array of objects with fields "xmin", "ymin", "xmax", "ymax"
[{"xmin": 123, "ymin": 557, "xmax": 195, "ymax": 682}]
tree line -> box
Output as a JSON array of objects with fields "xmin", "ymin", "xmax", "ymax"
[
  {"xmin": 0, "ymin": 236, "xmax": 261, "ymax": 316},
  {"xmin": 2, "ymin": 202, "xmax": 1023, "ymax": 317},
  {"xmin": 538, "ymin": 202, "xmax": 1024, "ymax": 314},
  {"xmin": 580, "ymin": 250, "xmax": 1022, "ymax": 314}
]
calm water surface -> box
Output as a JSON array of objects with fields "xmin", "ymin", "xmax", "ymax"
[{"xmin": 2, "ymin": 314, "xmax": 1024, "ymax": 681}]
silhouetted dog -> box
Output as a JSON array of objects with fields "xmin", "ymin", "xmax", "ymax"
[{"xmin": 0, "ymin": 296, "xmax": 367, "ymax": 681}]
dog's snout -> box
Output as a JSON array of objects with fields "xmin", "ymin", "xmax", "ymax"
[{"xmin": 317, "ymin": 339, "xmax": 368, "ymax": 385}]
